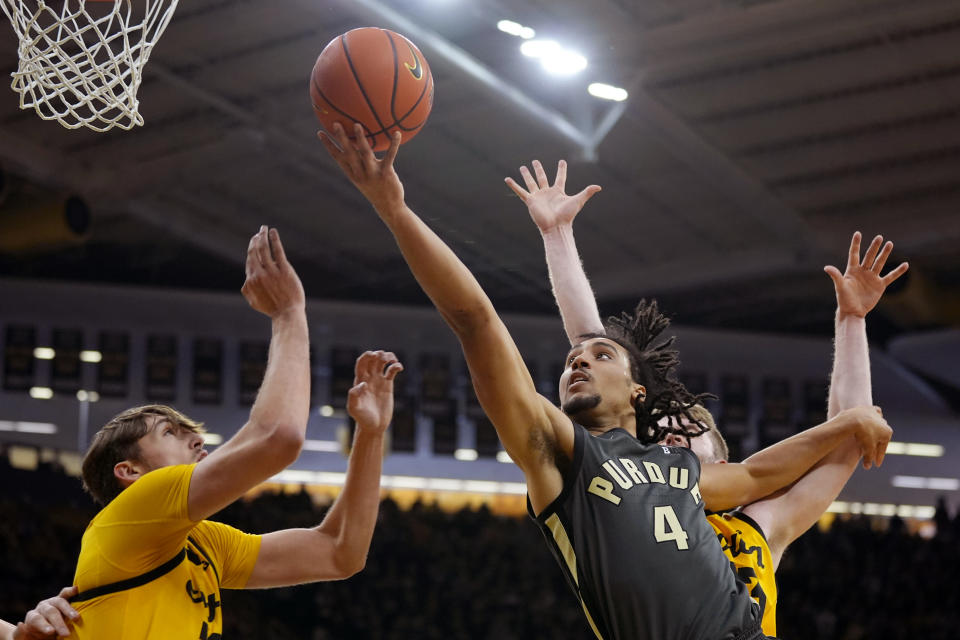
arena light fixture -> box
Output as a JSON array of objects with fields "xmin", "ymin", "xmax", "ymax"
[
  {"xmin": 0, "ymin": 420, "xmax": 57, "ymax": 434},
  {"xmin": 33, "ymin": 347, "xmax": 55, "ymax": 359},
  {"xmin": 319, "ymin": 405, "xmax": 335, "ymax": 417},
  {"xmin": 384, "ymin": 475, "xmax": 429, "ymax": 490},
  {"xmin": 454, "ymin": 448, "xmax": 478, "ymax": 461},
  {"xmin": 75, "ymin": 390, "xmax": 100, "ymax": 402},
  {"xmin": 828, "ymin": 501, "xmax": 936, "ymax": 519},
  {"xmin": 588, "ymin": 82, "xmax": 628, "ymax": 102},
  {"xmin": 892, "ymin": 475, "xmax": 959, "ymax": 491},
  {"xmin": 80, "ymin": 350, "xmax": 102, "ymax": 363},
  {"xmin": 520, "ymin": 39, "xmax": 559, "ymax": 58},
  {"xmin": 29, "ymin": 386, "xmax": 53, "ymax": 399},
  {"xmin": 497, "ymin": 19, "xmax": 535, "ymax": 39},
  {"xmin": 496, "ymin": 451, "xmax": 513, "ymax": 464},
  {"xmin": 885, "ymin": 441, "xmax": 944, "ymax": 457},
  {"xmin": 302, "ymin": 439, "xmax": 340, "ymax": 452},
  {"xmin": 541, "ymin": 49, "xmax": 587, "ymax": 75},
  {"xmin": 463, "ymin": 480, "xmax": 500, "ymax": 493},
  {"xmin": 269, "ymin": 470, "xmax": 527, "ymax": 494},
  {"xmin": 520, "ymin": 39, "xmax": 587, "ymax": 76}
]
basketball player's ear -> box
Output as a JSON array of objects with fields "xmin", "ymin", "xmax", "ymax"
[
  {"xmin": 114, "ymin": 459, "xmax": 145, "ymax": 486},
  {"xmin": 631, "ymin": 384, "xmax": 647, "ymax": 405}
]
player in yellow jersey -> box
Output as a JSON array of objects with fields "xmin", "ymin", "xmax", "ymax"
[
  {"xmin": 506, "ymin": 160, "xmax": 908, "ymax": 636},
  {"xmin": 10, "ymin": 226, "xmax": 403, "ymax": 639}
]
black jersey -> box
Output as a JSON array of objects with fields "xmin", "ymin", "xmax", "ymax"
[{"xmin": 529, "ymin": 424, "xmax": 760, "ymax": 640}]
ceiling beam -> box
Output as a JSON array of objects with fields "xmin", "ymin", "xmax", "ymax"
[
  {"xmin": 623, "ymin": 89, "xmax": 817, "ymax": 252},
  {"xmin": 640, "ymin": 0, "xmax": 960, "ymax": 78}
]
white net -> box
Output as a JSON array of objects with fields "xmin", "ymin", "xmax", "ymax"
[{"xmin": 0, "ymin": 0, "xmax": 180, "ymax": 131}]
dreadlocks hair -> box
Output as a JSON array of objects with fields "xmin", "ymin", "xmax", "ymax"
[{"xmin": 602, "ymin": 299, "xmax": 717, "ymax": 444}]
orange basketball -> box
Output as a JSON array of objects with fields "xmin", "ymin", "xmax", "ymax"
[{"xmin": 310, "ymin": 28, "xmax": 434, "ymax": 152}]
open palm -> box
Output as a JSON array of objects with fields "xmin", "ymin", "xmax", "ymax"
[
  {"xmin": 825, "ymin": 232, "xmax": 909, "ymax": 318},
  {"xmin": 505, "ymin": 159, "xmax": 601, "ymax": 232}
]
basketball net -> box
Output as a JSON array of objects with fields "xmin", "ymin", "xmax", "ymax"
[{"xmin": 0, "ymin": 0, "xmax": 180, "ymax": 131}]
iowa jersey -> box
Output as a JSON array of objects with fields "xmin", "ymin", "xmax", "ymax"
[
  {"xmin": 708, "ymin": 511, "xmax": 777, "ymax": 636},
  {"xmin": 528, "ymin": 425, "xmax": 761, "ymax": 640},
  {"xmin": 71, "ymin": 464, "xmax": 261, "ymax": 639}
]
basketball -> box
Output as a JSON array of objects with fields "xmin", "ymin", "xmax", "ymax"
[{"xmin": 310, "ymin": 27, "xmax": 434, "ymax": 152}]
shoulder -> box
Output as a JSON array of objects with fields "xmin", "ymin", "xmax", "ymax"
[
  {"xmin": 97, "ymin": 464, "xmax": 198, "ymax": 525},
  {"xmin": 190, "ymin": 520, "xmax": 261, "ymax": 557},
  {"xmin": 129, "ymin": 464, "xmax": 196, "ymax": 498},
  {"xmin": 711, "ymin": 509, "xmax": 769, "ymax": 543}
]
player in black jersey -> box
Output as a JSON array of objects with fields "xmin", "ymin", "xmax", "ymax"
[
  {"xmin": 505, "ymin": 159, "xmax": 910, "ymax": 636},
  {"xmin": 319, "ymin": 125, "xmax": 893, "ymax": 640}
]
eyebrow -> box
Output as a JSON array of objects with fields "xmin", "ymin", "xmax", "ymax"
[
  {"xmin": 152, "ymin": 418, "xmax": 173, "ymax": 431},
  {"xmin": 567, "ymin": 339, "xmax": 621, "ymax": 359},
  {"xmin": 591, "ymin": 340, "xmax": 620, "ymax": 352}
]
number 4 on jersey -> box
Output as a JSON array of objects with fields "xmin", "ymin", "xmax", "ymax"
[{"xmin": 653, "ymin": 505, "xmax": 689, "ymax": 550}]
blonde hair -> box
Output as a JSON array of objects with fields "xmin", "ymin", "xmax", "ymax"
[
  {"xmin": 684, "ymin": 404, "xmax": 729, "ymax": 464},
  {"xmin": 81, "ymin": 405, "xmax": 204, "ymax": 505}
]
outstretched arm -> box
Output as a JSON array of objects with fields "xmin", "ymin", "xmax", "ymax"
[
  {"xmin": 741, "ymin": 232, "xmax": 908, "ymax": 568},
  {"xmin": 188, "ymin": 227, "xmax": 310, "ymax": 521},
  {"xmin": 246, "ymin": 351, "xmax": 401, "ymax": 587},
  {"xmin": 701, "ymin": 406, "xmax": 892, "ymax": 512},
  {"xmin": 825, "ymin": 232, "xmax": 907, "ymax": 417},
  {"xmin": 505, "ymin": 160, "xmax": 604, "ymax": 345},
  {"xmin": 319, "ymin": 125, "xmax": 571, "ymax": 512}
]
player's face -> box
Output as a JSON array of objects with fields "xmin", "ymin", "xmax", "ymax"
[
  {"xmin": 559, "ymin": 338, "xmax": 640, "ymax": 417},
  {"xmin": 658, "ymin": 417, "xmax": 719, "ymax": 464},
  {"xmin": 134, "ymin": 415, "xmax": 208, "ymax": 471}
]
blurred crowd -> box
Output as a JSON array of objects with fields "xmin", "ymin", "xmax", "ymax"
[{"xmin": 2, "ymin": 456, "xmax": 958, "ymax": 639}]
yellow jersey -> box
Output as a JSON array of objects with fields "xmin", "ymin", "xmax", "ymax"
[
  {"xmin": 71, "ymin": 464, "xmax": 261, "ymax": 639},
  {"xmin": 707, "ymin": 510, "xmax": 777, "ymax": 636}
]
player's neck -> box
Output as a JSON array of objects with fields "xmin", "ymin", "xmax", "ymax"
[{"xmin": 580, "ymin": 409, "xmax": 637, "ymax": 437}]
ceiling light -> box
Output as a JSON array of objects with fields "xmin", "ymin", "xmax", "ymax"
[
  {"xmin": 34, "ymin": 347, "xmax": 55, "ymax": 360},
  {"xmin": 588, "ymin": 82, "xmax": 628, "ymax": 101},
  {"xmin": 319, "ymin": 405, "xmax": 335, "ymax": 417},
  {"xmin": 496, "ymin": 451, "xmax": 513, "ymax": 464},
  {"xmin": 498, "ymin": 19, "xmax": 534, "ymax": 39},
  {"xmin": 541, "ymin": 49, "xmax": 587, "ymax": 75},
  {"xmin": 29, "ymin": 386, "xmax": 53, "ymax": 399},
  {"xmin": 80, "ymin": 350, "xmax": 102, "ymax": 363},
  {"xmin": 520, "ymin": 39, "xmax": 559, "ymax": 58},
  {"xmin": 202, "ymin": 432, "xmax": 224, "ymax": 445}
]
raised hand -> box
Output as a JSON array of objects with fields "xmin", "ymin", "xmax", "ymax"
[
  {"xmin": 347, "ymin": 351, "xmax": 403, "ymax": 436},
  {"xmin": 318, "ymin": 122, "xmax": 405, "ymax": 215},
  {"xmin": 13, "ymin": 586, "xmax": 79, "ymax": 639},
  {"xmin": 505, "ymin": 159, "xmax": 601, "ymax": 232},
  {"xmin": 824, "ymin": 231, "xmax": 909, "ymax": 318},
  {"xmin": 241, "ymin": 226, "xmax": 305, "ymax": 319},
  {"xmin": 840, "ymin": 405, "xmax": 893, "ymax": 470}
]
